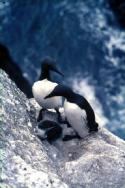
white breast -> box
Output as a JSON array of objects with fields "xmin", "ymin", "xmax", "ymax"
[
  {"xmin": 32, "ymin": 79, "xmax": 62, "ymax": 109},
  {"xmin": 64, "ymin": 100, "xmax": 89, "ymax": 138}
]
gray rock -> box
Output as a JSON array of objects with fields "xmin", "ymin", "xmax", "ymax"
[{"xmin": 1, "ymin": 70, "xmax": 125, "ymax": 188}]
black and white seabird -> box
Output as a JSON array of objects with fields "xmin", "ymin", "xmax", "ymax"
[
  {"xmin": 35, "ymin": 120, "xmax": 62, "ymax": 143},
  {"xmin": 32, "ymin": 58, "xmax": 63, "ymax": 114},
  {"xmin": 45, "ymin": 85, "xmax": 98, "ymax": 138},
  {"xmin": 0, "ymin": 43, "xmax": 33, "ymax": 98}
]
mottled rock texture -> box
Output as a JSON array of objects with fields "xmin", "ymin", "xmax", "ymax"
[
  {"xmin": 1, "ymin": 0, "xmax": 125, "ymax": 139},
  {"xmin": 1, "ymin": 70, "xmax": 125, "ymax": 188}
]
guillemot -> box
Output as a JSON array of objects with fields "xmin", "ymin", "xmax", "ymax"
[
  {"xmin": 45, "ymin": 85, "xmax": 98, "ymax": 138},
  {"xmin": 32, "ymin": 58, "xmax": 63, "ymax": 119},
  {"xmin": 35, "ymin": 120, "xmax": 62, "ymax": 143}
]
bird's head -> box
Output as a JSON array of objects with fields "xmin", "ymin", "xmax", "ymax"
[{"xmin": 41, "ymin": 57, "xmax": 64, "ymax": 77}]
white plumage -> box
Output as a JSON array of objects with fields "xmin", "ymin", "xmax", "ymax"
[
  {"xmin": 64, "ymin": 100, "xmax": 89, "ymax": 138},
  {"xmin": 32, "ymin": 79, "xmax": 62, "ymax": 109}
]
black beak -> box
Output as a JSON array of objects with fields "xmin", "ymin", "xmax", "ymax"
[{"xmin": 52, "ymin": 67, "xmax": 64, "ymax": 77}]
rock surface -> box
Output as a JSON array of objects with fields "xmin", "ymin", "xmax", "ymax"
[
  {"xmin": 1, "ymin": 70, "xmax": 125, "ymax": 188},
  {"xmin": 1, "ymin": 0, "xmax": 125, "ymax": 139}
]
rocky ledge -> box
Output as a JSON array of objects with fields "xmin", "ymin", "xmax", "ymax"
[{"xmin": 1, "ymin": 70, "xmax": 125, "ymax": 188}]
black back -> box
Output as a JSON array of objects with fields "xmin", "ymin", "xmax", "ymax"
[{"xmin": 68, "ymin": 93, "xmax": 98, "ymax": 132}]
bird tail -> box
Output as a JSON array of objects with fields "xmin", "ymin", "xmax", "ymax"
[
  {"xmin": 89, "ymin": 122, "xmax": 99, "ymax": 132},
  {"xmin": 95, "ymin": 122, "xmax": 99, "ymax": 129}
]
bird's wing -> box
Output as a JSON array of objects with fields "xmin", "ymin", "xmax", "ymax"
[{"xmin": 80, "ymin": 110, "xmax": 88, "ymax": 129}]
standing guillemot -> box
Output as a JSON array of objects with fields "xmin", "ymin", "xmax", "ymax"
[
  {"xmin": 0, "ymin": 43, "xmax": 33, "ymax": 98},
  {"xmin": 45, "ymin": 85, "xmax": 98, "ymax": 138},
  {"xmin": 32, "ymin": 58, "xmax": 64, "ymax": 120}
]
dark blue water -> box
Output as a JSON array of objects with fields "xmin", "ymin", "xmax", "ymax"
[{"xmin": 0, "ymin": 0, "xmax": 125, "ymax": 139}]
